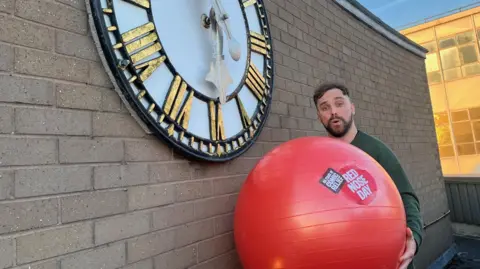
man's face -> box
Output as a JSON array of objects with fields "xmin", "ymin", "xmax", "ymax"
[{"xmin": 316, "ymin": 88, "xmax": 355, "ymax": 138}]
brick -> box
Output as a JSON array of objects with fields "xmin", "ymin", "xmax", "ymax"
[
  {"xmin": 150, "ymin": 162, "xmax": 191, "ymax": 183},
  {"xmin": 89, "ymin": 61, "xmax": 113, "ymax": 87},
  {"xmin": 198, "ymin": 233, "xmax": 235, "ymax": 263},
  {"xmin": 15, "ymin": 0, "xmax": 87, "ymax": 34},
  {"xmin": 175, "ymin": 181, "xmax": 212, "ymax": 202},
  {"xmin": 0, "ymin": 198, "xmax": 58, "ymax": 234},
  {"xmin": 174, "ymin": 219, "xmax": 214, "ymax": 248},
  {"xmin": 194, "ymin": 194, "xmax": 237, "ymax": 220},
  {"xmin": 0, "ymin": 106, "xmax": 13, "ymax": 134},
  {"xmin": 15, "ymin": 48, "xmax": 90, "ymax": 83},
  {"xmin": 0, "ymin": 0, "xmax": 13, "ymax": 13},
  {"xmin": 212, "ymin": 176, "xmax": 245, "ymax": 195},
  {"xmin": 0, "ymin": 14, "xmax": 54, "ymax": 50},
  {"xmin": 60, "ymin": 243, "xmax": 125, "ymax": 269},
  {"xmin": 128, "ymin": 184, "xmax": 175, "ymax": 210},
  {"xmin": 0, "ymin": 238, "xmax": 14, "ymax": 269},
  {"xmin": 93, "ymin": 112, "xmax": 146, "ymax": 137},
  {"xmin": 56, "ymin": 30, "xmax": 98, "ymax": 61},
  {"xmin": 153, "ymin": 245, "xmax": 197, "ymax": 269},
  {"xmin": 214, "ymin": 214, "xmax": 234, "ymax": 235},
  {"xmin": 15, "ymin": 107, "xmax": 91, "ymax": 135},
  {"xmin": 16, "ymin": 260, "xmax": 58, "ymax": 269},
  {"xmin": 94, "ymin": 211, "xmax": 150, "ymax": 245},
  {"xmin": 127, "ymin": 229, "xmax": 176, "ymax": 263},
  {"xmin": 56, "ymin": 0, "xmax": 85, "ymax": 10},
  {"xmin": 121, "ymin": 259, "xmax": 153, "ymax": 269},
  {"xmin": 59, "ymin": 138, "xmax": 124, "ymax": 163},
  {"xmin": 191, "ymin": 252, "xmax": 240, "ymax": 269},
  {"xmin": 56, "ymin": 83, "xmax": 103, "ymax": 110},
  {"xmin": 152, "ymin": 203, "xmax": 195, "ymax": 230},
  {"xmin": 0, "ymin": 75, "xmax": 54, "ymax": 105},
  {"xmin": 0, "ymin": 171, "xmax": 13, "ymax": 200},
  {"xmin": 16, "ymin": 222, "xmax": 93, "ymax": 264},
  {"xmin": 271, "ymin": 128, "xmax": 290, "ymax": 142},
  {"xmin": 61, "ymin": 190, "xmax": 127, "ymax": 223},
  {"xmin": 0, "ymin": 137, "xmax": 57, "ymax": 166},
  {"xmin": 125, "ymin": 139, "xmax": 171, "ymax": 162},
  {"xmin": 0, "ymin": 43, "xmax": 13, "ymax": 71},
  {"xmin": 15, "ymin": 166, "xmax": 92, "ymax": 197},
  {"xmin": 102, "ymin": 89, "xmax": 122, "ymax": 112},
  {"xmin": 94, "ymin": 163, "xmax": 149, "ymax": 189}
]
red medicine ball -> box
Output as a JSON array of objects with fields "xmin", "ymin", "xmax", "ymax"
[{"xmin": 234, "ymin": 136, "xmax": 406, "ymax": 269}]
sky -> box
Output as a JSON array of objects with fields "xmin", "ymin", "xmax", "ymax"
[{"xmin": 358, "ymin": 0, "xmax": 480, "ymax": 30}]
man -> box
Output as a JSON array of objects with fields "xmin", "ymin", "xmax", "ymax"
[{"xmin": 313, "ymin": 83, "xmax": 424, "ymax": 269}]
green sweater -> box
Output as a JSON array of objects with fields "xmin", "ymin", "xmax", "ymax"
[{"xmin": 350, "ymin": 130, "xmax": 424, "ymax": 267}]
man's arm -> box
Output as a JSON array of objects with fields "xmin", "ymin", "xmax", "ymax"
[{"xmin": 377, "ymin": 148, "xmax": 424, "ymax": 253}]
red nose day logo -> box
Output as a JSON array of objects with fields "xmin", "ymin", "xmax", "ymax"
[{"xmin": 339, "ymin": 165, "xmax": 378, "ymax": 205}]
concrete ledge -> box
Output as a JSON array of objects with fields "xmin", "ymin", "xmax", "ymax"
[
  {"xmin": 333, "ymin": 0, "xmax": 428, "ymax": 58},
  {"xmin": 452, "ymin": 223, "xmax": 480, "ymax": 238}
]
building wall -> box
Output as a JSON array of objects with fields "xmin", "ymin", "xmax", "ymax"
[
  {"xmin": 0, "ymin": 0, "xmax": 450, "ymax": 268},
  {"xmin": 402, "ymin": 8, "xmax": 480, "ymax": 177}
]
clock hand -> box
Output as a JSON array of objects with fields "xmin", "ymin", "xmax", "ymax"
[
  {"xmin": 213, "ymin": 0, "xmax": 241, "ymax": 61},
  {"xmin": 205, "ymin": 6, "xmax": 232, "ymax": 105}
]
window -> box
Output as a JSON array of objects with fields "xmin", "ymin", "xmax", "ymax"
[{"xmin": 438, "ymin": 30, "xmax": 480, "ymax": 81}]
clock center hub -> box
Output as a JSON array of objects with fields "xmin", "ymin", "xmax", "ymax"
[{"xmin": 151, "ymin": 0, "xmax": 249, "ymax": 100}]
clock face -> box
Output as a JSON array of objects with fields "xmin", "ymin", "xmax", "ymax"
[{"xmin": 88, "ymin": 0, "xmax": 274, "ymax": 162}]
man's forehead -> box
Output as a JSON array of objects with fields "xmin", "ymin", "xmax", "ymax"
[{"xmin": 319, "ymin": 91, "xmax": 347, "ymax": 102}]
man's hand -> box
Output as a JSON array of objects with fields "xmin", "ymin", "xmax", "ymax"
[{"xmin": 398, "ymin": 228, "xmax": 416, "ymax": 269}]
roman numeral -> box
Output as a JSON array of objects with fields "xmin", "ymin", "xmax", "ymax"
[
  {"xmin": 245, "ymin": 63, "xmax": 267, "ymax": 101},
  {"xmin": 120, "ymin": 22, "xmax": 164, "ymax": 82},
  {"xmin": 162, "ymin": 76, "xmax": 193, "ymax": 136},
  {"xmin": 250, "ymin": 31, "xmax": 270, "ymax": 56},
  {"xmin": 122, "ymin": 0, "xmax": 150, "ymax": 9},
  {"xmin": 209, "ymin": 101, "xmax": 226, "ymax": 141},
  {"xmin": 236, "ymin": 96, "xmax": 251, "ymax": 129},
  {"xmin": 243, "ymin": 0, "xmax": 256, "ymax": 7}
]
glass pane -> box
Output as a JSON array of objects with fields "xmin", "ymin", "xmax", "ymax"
[
  {"xmin": 462, "ymin": 63, "xmax": 480, "ymax": 77},
  {"xmin": 457, "ymin": 143, "xmax": 476, "ymax": 155},
  {"xmin": 439, "ymin": 145, "xmax": 455, "ymax": 157},
  {"xmin": 436, "ymin": 17, "xmax": 473, "ymax": 38},
  {"xmin": 453, "ymin": 121, "xmax": 474, "ymax": 143},
  {"xmin": 422, "ymin": 41, "xmax": 437, "ymax": 52},
  {"xmin": 434, "ymin": 112, "xmax": 452, "ymax": 145},
  {"xmin": 459, "ymin": 45, "xmax": 478, "ymax": 65},
  {"xmin": 439, "ymin": 37, "xmax": 456, "ymax": 49},
  {"xmin": 470, "ymin": 108, "xmax": 480, "ymax": 120},
  {"xmin": 425, "ymin": 53, "xmax": 439, "ymax": 72},
  {"xmin": 457, "ymin": 31, "xmax": 475, "ymax": 45},
  {"xmin": 444, "ymin": 68, "xmax": 462, "ymax": 81},
  {"xmin": 473, "ymin": 121, "xmax": 480, "ymax": 141},
  {"xmin": 452, "ymin": 110, "xmax": 469, "ymax": 121},
  {"xmin": 434, "ymin": 112, "xmax": 449, "ymax": 125},
  {"xmin": 427, "ymin": 71, "xmax": 442, "ymax": 84},
  {"xmin": 440, "ymin": 47, "xmax": 460, "ymax": 69},
  {"xmin": 477, "ymin": 143, "xmax": 480, "ymax": 154}
]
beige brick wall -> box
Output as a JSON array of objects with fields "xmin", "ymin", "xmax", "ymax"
[{"xmin": 0, "ymin": 0, "xmax": 450, "ymax": 268}]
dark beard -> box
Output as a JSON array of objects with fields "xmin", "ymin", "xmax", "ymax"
[{"xmin": 323, "ymin": 115, "xmax": 353, "ymax": 138}]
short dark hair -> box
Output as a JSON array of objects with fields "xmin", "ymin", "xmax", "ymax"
[{"xmin": 313, "ymin": 82, "xmax": 350, "ymax": 107}]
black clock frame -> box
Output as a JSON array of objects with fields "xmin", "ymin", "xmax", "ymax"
[{"xmin": 89, "ymin": 0, "xmax": 274, "ymax": 162}]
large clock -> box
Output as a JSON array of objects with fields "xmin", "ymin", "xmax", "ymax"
[{"xmin": 87, "ymin": 0, "xmax": 274, "ymax": 162}]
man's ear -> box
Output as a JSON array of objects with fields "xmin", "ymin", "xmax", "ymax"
[{"xmin": 351, "ymin": 102, "xmax": 356, "ymax": 115}]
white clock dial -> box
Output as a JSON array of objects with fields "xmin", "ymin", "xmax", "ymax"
[{"xmin": 88, "ymin": 0, "xmax": 274, "ymax": 162}]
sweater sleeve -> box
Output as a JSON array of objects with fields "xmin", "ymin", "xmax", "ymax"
[{"xmin": 376, "ymin": 148, "xmax": 424, "ymax": 254}]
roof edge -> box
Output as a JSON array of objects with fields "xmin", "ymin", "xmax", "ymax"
[{"xmin": 334, "ymin": 0, "xmax": 428, "ymax": 58}]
